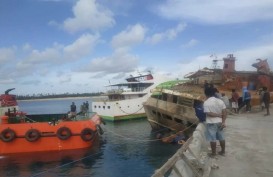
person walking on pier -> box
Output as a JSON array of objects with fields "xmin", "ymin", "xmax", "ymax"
[
  {"xmin": 263, "ymin": 87, "xmax": 270, "ymax": 116},
  {"xmin": 204, "ymin": 87, "xmax": 227, "ymax": 157},
  {"xmin": 243, "ymin": 88, "xmax": 251, "ymax": 112},
  {"xmin": 231, "ymin": 89, "xmax": 239, "ymax": 113}
]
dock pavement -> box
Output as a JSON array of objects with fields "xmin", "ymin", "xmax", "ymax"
[{"xmin": 210, "ymin": 106, "xmax": 273, "ymax": 177}]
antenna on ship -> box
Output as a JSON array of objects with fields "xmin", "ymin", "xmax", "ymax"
[{"xmin": 210, "ymin": 54, "xmax": 222, "ymax": 69}]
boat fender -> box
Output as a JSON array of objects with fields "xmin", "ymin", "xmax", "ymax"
[
  {"xmin": 25, "ymin": 129, "xmax": 41, "ymax": 142},
  {"xmin": 0, "ymin": 128, "xmax": 16, "ymax": 142},
  {"xmin": 96, "ymin": 125, "xmax": 104, "ymax": 135},
  {"xmin": 81, "ymin": 128, "xmax": 95, "ymax": 141},
  {"xmin": 57, "ymin": 127, "xmax": 72, "ymax": 140}
]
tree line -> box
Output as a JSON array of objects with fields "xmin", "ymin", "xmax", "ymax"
[{"xmin": 16, "ymin": 92, "xmax": 104, "ymax": 100}]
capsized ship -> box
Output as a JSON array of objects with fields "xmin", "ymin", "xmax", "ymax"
[
  {"xmin": 91, "ymin": 72, "xmax": 170, "ymax": 121},
  {"xmin": 144, "ymin": 54, "xmax": 273, "ymax": 131},
  {"xmin": 0, "ymin": 89, "xmax": 103, "ymax": 155}
]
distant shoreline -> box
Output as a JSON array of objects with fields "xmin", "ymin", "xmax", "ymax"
[{"xmin": 18, "ymin": 96, "xmax": 92, "ymax": 102}]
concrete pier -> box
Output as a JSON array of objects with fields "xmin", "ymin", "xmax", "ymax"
[
  {"xmin": 210, "ymin": 107, "xmax": 273, "ymax": 177},
  {"xmin": 152, "ymin": 106, "xmax": 273, "ymax": 177}
]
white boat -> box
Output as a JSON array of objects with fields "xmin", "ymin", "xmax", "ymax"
[{"xmin": 91, "ymin": 72, "xmax": 169, "ymax": 121}]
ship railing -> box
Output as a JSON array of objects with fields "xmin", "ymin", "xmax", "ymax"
[
  {"xmin": 91, "ymin": 97, "xmax": 110, "ymax": 102},
  {"xmin": 107, "ymin": 89, "xmax": 123, "ymax": 94},
  {"xmin": 107, "ymin": 87, "xmax": 146, "ymax": 93}
]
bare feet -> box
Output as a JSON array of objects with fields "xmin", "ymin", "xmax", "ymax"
[{"xmin": 218, "ymin": 151, "xmax": 225, "ymax": 156}]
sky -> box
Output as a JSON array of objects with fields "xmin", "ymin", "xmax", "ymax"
[{"xmin": 1, "ymin": 0, "xmax": 273, "ymax": 95}]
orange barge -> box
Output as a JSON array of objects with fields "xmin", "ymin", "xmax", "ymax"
[{"xmin": 0, "ymin": 89, "xmax": 103, "ymax": 155}]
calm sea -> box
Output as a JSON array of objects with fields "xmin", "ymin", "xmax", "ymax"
[{"xmin": 0, "ymin": 98, "xmax": 180, "ymax": 177}]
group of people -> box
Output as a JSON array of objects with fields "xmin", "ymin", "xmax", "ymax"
[
  {"xmin": 200, "ymin": 81, "xmax": 271, "ymax": 157},
  {"xmin": 156, "ymin": 81, "xmax": 271, "ymax": 158},
  {"xmin": 230, "ymin": 87, "xmax": 270, "ymax": 116},
  {"xmin": 69, "ymin": 101, "xmax": 89, "ymax": 119}
]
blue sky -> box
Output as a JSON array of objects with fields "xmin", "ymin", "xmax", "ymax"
[{"xmin": 1, "ymin": 0, "xmax": 273, "ymax": 95}]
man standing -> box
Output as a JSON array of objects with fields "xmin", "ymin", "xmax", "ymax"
[
  {"xmin": 243, "ymin": 88, "xmax": 251, "ymax": 112},
  {"xmin": 231, "ymin": 89, "xmax": 239, "ymax": 113},
  {"xmin": 263, "ymin": 87, "xmax": 271, "ymax": 116},
  {"xmin": 70, "ymin": 102, "xmax": 77, "ymax": 118},
  {"xmin": 204, "ymin": 87, "xmax": 227, "ymax": 156}
]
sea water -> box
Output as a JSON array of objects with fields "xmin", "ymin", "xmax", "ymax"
[{"xmin": 0, "ymin": 98, "xmax": 180, "ymax": 177}]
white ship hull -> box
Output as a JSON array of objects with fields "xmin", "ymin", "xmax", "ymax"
[{"xmin": 92, "ymin": 95, "xmax": 149, "ymax": 121}]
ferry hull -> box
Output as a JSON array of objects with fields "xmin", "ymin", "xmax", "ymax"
[
  {"xmin": 0, "ymin": 116, "xmax": 100, "ymax": 155},
  {"xmin": 143, "ymin": 97, "xmax": 198, "ymax": 132},
  {"xmin": 92, "ymin": 97, "xmax": 148, "ymax": 122},
  {"xmin": 100, "ymin": 113, "xmax": 147, "ymax": 122}
]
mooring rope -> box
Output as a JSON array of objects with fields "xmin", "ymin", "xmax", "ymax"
[
  {"xmin": 115, "ymin": 102, "xmax": 144, "ymax": 115},
  {"xmin": 30, "ymin": 132, "xmax": 101, "ymax": 177},
  {"xmin": 30, "ymin": 151, "xmax": 103, "ymax": 177},
  {"xmin": 101, "ymin": 119, "xmax": 199, "ymax": 143}
]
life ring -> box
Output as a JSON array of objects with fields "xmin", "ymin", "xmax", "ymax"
[
  {"xmin": 81, "ymin": 128, "xmax": 95, "ymax": 141},
  {"xmin": 57, "ymin": 127, "xmax": 72, "ymax": 140},
  {"xmin": 96, "ymin": 125, "xmax": 104, "ymax": 135},
  {"xmin": 25, "ymin": 129, "xmax": 40, "ymax": 142},
  {"xmin": 0, "ymin": 128, "xmax": 16, "ymax": 142}
]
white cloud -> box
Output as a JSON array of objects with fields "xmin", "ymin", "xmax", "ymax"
[
  {"xmin": 157, "ymin": 0, "xmax": 273, "ymax": 24},
  {"xmin": 63, "ymin": 0, "xmax": 115, "ymax": 33},
  {"xmin": 182, "ymin": 39, "xmax": 199, "ymax": 48},
  {"xmin": 0, "ymin": 48, "xmax": 16, "ymax": 64},
  {"xmin": 0, "ymin": 78, "xmax": 15, "ymax": 84},
  {"xmin": 80, "ymin": 48, "xmax": 139, "ymax": 74},
  {"xmin": 17, "ymin": 33, "xmax": 99, "ymax": 73},
  {"xmin": 63, "ymin": 33, "xmax": 100, "ymax": 60},
  {"xmin": 21, "ymin": 80, "xmax": 41, "ymax": 85},
  {"xmin": 111, "ymin": 24, "xmax": 146, "ymax": 49},
  {"xmin": 146, "ymin": 23, "xmax": 186, "ymax": 44},
  {"xmin": 59, "ymin": 75, "xmax": 72, "ymax": 84}
]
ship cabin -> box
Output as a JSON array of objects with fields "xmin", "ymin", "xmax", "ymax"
[
  {"xmin": 185, "ymin": 54, "xmax": 273, "ymax": 92},
  {"xmin": 104, "ymin": 73, "xmax": 154, "ymax": 101}
]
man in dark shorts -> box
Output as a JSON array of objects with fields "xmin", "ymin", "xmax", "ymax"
[{"xmin": 263, "ymin": 87, "xmax": 270, "ymax": 116}]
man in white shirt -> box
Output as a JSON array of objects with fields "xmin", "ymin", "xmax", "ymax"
[{"xmin": 204, "ymin": 87, "xmax": 227, "ymax": 156}]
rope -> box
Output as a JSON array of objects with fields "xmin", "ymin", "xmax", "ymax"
[
  {"xmin": 30, "ymin": 132, "xmax": 101, "ymax": 177},
  {"xmin": 23, "ymin": 116, "xmax": 37, "ymax": 123},
  {"xmin": 100, "ymin": 119, "xmax": 199, "ymax": 143},
  {"xmin": 30, "ymin": 151, "xmax": 103, "ymax": 177},
  {"xmin": 115, "ymin": 102, "xmax": 144, "ymax": 115}
]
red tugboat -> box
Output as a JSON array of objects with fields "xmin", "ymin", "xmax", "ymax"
[{"xmin": 0, "ymin": 89, "xmax": 103, "ymax": 155}]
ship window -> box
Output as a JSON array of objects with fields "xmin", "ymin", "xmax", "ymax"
[
  {"xmin": 162, "ymin": 114, "xmax": 172, "ymax": 120},
  {"xmin": 94, "ymin": 106, "xmax": 97, "ymax": 108},
  {"xmin": 162, "ymin": 93, "xmax": 167, "ymax": 101},
  {"xmin": 151, "ymin": 94, "xmax": 162, "ymax": 99},
  {"xmin": 99, "ymin": 106, "xmax": 101, "ymax": 108},
  {"xmin": 103, "ymin": 106, "xmax": 105, "ymax": 109},
  {"xmin": 173, "ymin": 95, "xmax": 178, "ymax": 104},
  {"xmin": 178, "ymin": 97, "xmax": 193, "ymax": 107},
  {"xmin": 174, "ymin": 118, "xmax": 182, "ymax": 123},
  {"xmin": 108, "ymin": 106, "xmax": 110, "ymax": 109},
  {"xmin": 167, "ymin": 94, "xmax": 173, "ymax": 102},
  {"xmin": 183, "ymin": 107, "xmax": 187, "ymax": 113}
]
